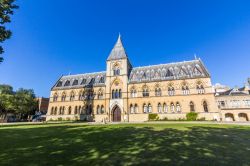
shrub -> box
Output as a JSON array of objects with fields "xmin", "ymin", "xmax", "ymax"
[
  {"xmin": 148, "ymin": 114, "xmax": 159, "ymax": 121},
  {"xmin": 186, "ymin": 112, "xmax": 198, "ymax": 121},
  {"xmin": 66, "ymin": 117, "xmax": 71, "ymax": 121},
  {"xmin": 57, "ymin": 117, "xmax": 63, "ymax": 121}
]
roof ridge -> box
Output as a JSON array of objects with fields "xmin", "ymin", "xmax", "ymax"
[{"xmin": 132, "ymin": 59, "xmax": 199, "ymax": 69}]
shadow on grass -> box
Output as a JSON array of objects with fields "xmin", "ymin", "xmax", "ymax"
[{"xmin": 0, "ymin": 124, "xmax": 250, "ymax": 166}]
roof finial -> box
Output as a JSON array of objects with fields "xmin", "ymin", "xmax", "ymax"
[{"xmin": 194, "ymin": 53, "xmax": 197, "ymax": 60}]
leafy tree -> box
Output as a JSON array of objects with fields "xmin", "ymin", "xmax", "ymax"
[
  {"xmin": 14, "ymin": 88, "xmax": 37, "ymax": 119},
  {"xmin": 0, "ymin": 84, "xmax": 38, "ymax": 121},
  {"xmin": 0, "ymin": 84, "xmax": 15, "ymax": 120},
  {"xmin": 0, "ymin": 0, "xmax": 18, "ymax": 63}
]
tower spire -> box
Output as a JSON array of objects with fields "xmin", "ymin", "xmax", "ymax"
[{"xmin": 107, "ymin": 34, "xmax": 128, "ymax": 61}]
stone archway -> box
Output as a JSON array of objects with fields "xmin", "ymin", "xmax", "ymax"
[
  {"xmin": 238, "ymin": 113, "xmax": 249, "ymax": 121},
  {"xmin": 225, "ymin": 113, "xmax": 234, "ymax": 121},
  {"xmin": 112, "ymin": 105, "xmax": 121, "ymax": 122}
]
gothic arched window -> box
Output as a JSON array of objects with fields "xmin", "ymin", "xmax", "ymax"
[
  {"xmin": 130, "ymin": 88, "xmax": 137, "ymax": 98},
  {"xmin": 182, "ymin": 85, "xmax": 190, "ymax": 95},
  {"xmin": 170, "ymin": 103, "xmax": 175, "ymax": 113},
  {"xmin": 68, "ymin": 106, "xmax": 72, "ymax": 115},
  {"xmin": 61, "ymin": 92, "xmax": 66, "ymax": 101},
  {"xmin": 157, "ymin": 103, "xmax": 162, "ymax": 113},
  {"xmin": 53, "ymin": 93, "xmax": 58, "ymax": 102},
  {"xmin": 197, "ymin": 84, "xmax": 205, "ymax": 94},
  {"xmin": 190, "ymin": 101, "xmax": 195, "ymax": 112},
  {"xmin": 69, "ymin": 91, "xmax": 75, "ymax": 101},
  {"xmin": 163, "ymin": 103, "xmax": 168, "ymax": 113},
  {"xmin": 168, "ymin": 86, "xmax": 175, "ymax": 96},
  {"xmin": 155, "ymin": 88, "xmax": 162, "ymax": 96},
  {"xmin": 176, "ymin": 102, "xmax": 181, "ymax": 112},
  {"xmin": 142, "ymin": 87, "xmax": 149, "ymax": 97},
  {"xmin": 203, "ymin": 101, "xmax": 208, "ymax": 112}
]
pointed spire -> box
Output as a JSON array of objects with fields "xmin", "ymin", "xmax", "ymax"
[{"xmin": 107, "ymin": 34, "xmax": 128, "ymax": 61}]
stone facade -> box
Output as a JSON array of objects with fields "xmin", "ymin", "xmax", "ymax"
[
  {"xmin": 215, "ymin": 84, "xmax": 250, "ymax": 121},
  {"xmin": 46, "ymin": 35, "xmax": 220, "ymax": 122}
]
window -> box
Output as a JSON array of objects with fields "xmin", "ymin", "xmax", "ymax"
[
  {"xmin": 170, "ymin": 103, "xmax": 175, "ymax": 113},
  {"xmin": 157, "ymin": 103, "xmax": 162, "ymax": 113},
  {"xmin": 112, "ymin": 89, "xmax": 121, "ymax": 99},
  {"xmin": 119, "ymin": 89, "xmax": 122, "ymax": 98},
  {"xmin": 79, "ymin": 91, "xmax": 84, "ymax": 100},
  {"xmin": 197, "ymin": 84, "xmax": 205, "ymax": 94},
  {"xmin": 130, "ymin": 104, "xmax": 134, "ymax": 114},
  {"xmin": 74, "ymin": 106, "xmax": 78, "ymax": 114},
  {"xmin": 54, "ymin": 107, "xmax": 57, "ymax": 115},
  {"xmin": 53, "ymin": 93, "xmax": 58, "ymax": 102},
  {"xmin": 99, "ymin": 77, "xmax": 105, "ymax": 83},
  {"xmin": 168, "ymin": 87, "xmax": 175, "ymax": 96},
  {"xmin": 142, "ymin": 87, "xmax": 149, "ymax": 97},
  {"xmin": 244, "ymin": 100, "xmax": 250, "ymax": 107},
  {"xmin": 50, "ymin": 107, "xmax": 54, "ymax": 115},
  {"xmin": 155, "ymin": 88, "xmax": 162, "ymax": 96},
  {"xmin": 143, "ymin": 104, "xmax": 147, "ymax": 113},
  {"xmin": 203, "ymin": 101, "xmax": 208, "ymax": 112},
  {"xmin": 101, "ymin": 105, "xmax": 105, "ymax": 114},
  {"xmin": 72, "ymin": 79, "xmax": 78, "ymax": 86},
  {"xmin": 134, "ymin": 104, "xmax": 138, "ymax": 113},
  {"xmin": 64, "ymin": 80, "xmax": 71, "ymax": 86},
  {"xmin": 56, "ymin": 81, "xmax": 63, "ymax": 87},
  {"xmin": 59, "ymin": 107, "xmax": 63, "ymax": 115},
  {"xmin": 70, "ymin": 92, "xmax": 75, "ymax": 101},
  {"xmin": 68, "ymin": 106, "xmax": 72, "ymax": 115},
  {"xmin": 115, "ymin": 89, "xmax": 119, "ymax": 98},
  {"xmin": 148, "ymin": 104, "xmax": 152, "ymax": 113},
  {"xmin": 176, "ymin": 102, "xmax": 181, "ymax": 112},
  {"xmin": 218, "ymin": 101, "xmax": 226, "ymax": 108},
  {"xmin": 182, "ymin": 86, "xmax": 190, "ymax": 95},
  {"xmin": 97, "ymin": 105, "xmax": 101, "ymax": 114},
  {"xmin": 190, "ymin": 101, "xmax": 195, "ymax": 112},
  {"xmin": 130, "ymin": 89, "xmax": 137, "ymax": 98},
  {"xmin": 89, "ymin": 78, "xmax": 95, "ymax": 85},
  {"xmin": 113, "ymin": 69, "xmax": 120, "ymax": 76},
  {"xmin": 166, "ymin": 69, "xmax": 174, "ymax": 77},
  {"xmin": 231, "ymin": 100, "xmax": 240, "ymax": 108},
  {"xmin": 163, "ymin": 103, "xmax": 168, "ymax": 113},
  {"xmin": 98, "ymin": 90, "xmax": 104, "ymax": 99},
  {"xmin": 81, "ymin": 79, "xmax": 86, "ymax": 85},
  {"xmin": 61, "ymin": 93, "xmax": 66, "ymax": 101}
]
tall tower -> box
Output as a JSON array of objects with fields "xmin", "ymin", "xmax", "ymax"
[{"xmin": 105, "ymin": 35, "xmax": 132, "ymax": 122}]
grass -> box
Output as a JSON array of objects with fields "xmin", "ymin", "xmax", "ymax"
[{"xmin": 0, "ymin": 123, "xmax": 250, "ymax": 166}]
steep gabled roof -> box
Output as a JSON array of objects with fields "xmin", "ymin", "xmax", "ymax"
[
  {"xmin": 107, "ymin": 34, "xmax": 128, "ymax": 61},
  {"xmin": 129, "ymin": 59, "xmax": 210, "ymax": 83}
]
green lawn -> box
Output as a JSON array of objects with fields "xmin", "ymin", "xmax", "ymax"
[{"xmin": 0, "ymin": 123, "xmax": 250, "ymax": 166}]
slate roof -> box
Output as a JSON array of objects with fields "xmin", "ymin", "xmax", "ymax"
[
  {"xmin": 107, "ymin": 34, "xmax": 128, "ymax": 61},
  {"xmin": 218, "ymin": 87, "xmax": 249, "ymax": 96},
  {"xmin": 129, "ymin": 59, "xmax": 210, "ymax": 83},
  {"xmin": 52, "ymin": 72, "xmax": 106, "ymax": 90}
]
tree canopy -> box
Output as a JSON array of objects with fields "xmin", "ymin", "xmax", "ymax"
[
  {"xmin": 0, "ymin": 84, "xmax": 38, "ymax": 120},
  {"xmin": 0, "ymin": 0, "xmax": 18, "ymax": 62}
]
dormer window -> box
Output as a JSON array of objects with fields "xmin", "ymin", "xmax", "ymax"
[
  {"xmin": 72, "ymin": 79, "xmax": 78, "ymax": 86},
  {"xmin": 81, "ymin": 79, "xmax": 86, "ymax": 85},
  {"xmin": 56, "ymin": 81, "xmax": 63, "ymax": 87},
  {"xmin": 64, "ymin": 80, "xmax": 70, "ymax": 86}
]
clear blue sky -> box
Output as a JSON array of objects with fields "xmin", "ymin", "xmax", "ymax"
[{"xmin": 0, "ymin": 0, "xmax": 250, "ymax": 97}]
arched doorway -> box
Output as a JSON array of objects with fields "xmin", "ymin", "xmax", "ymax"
[
  {"xmin": 112, "ymin": 105, "xmax": 121, "ymax": 122},
  {"xmin": 238, "ymin": 113, "xmax": 249, "ymax": 121},
  {"xmin": 225, "ymin": 113, "xmax": 234, "ymax": 121}
]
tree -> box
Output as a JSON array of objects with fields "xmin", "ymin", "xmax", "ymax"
[
  {"xmin": 0, "ymin": 84, "xmax": 38, "ymax": 121},
  {"xmin": 0, "ymin": 84, "xmax": 15, "ymax": 120},
  {"xmin": 0, "ymin": 0, "xmax": 18, "ymax": 63},
  {"xmin": 14, "ymin": 88, "xmax": 37, "ymax": 119}
]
